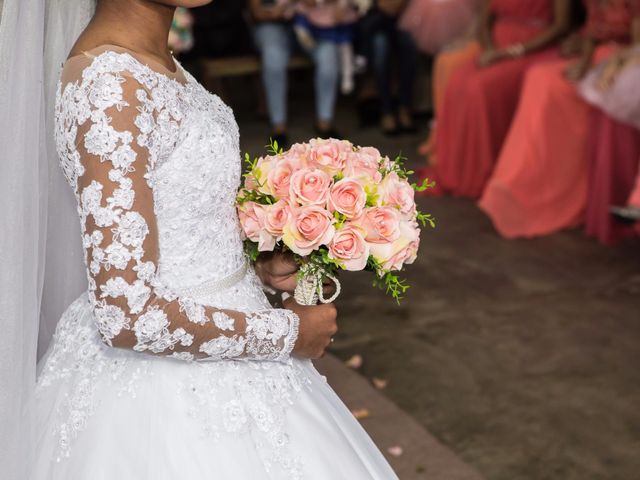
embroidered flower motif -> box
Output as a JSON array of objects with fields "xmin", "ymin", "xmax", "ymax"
[
  {"xmin": 94, "ymin": 304, "xmax": 129, "ymax": 343},
  {"xmin": 124, "ymin": 280, "xmax": 151, "ymax": 314},
  {"xmin": 104, "ymin": 242, "xmax": 132, "ymax": 270},
  {"xmin": 116, "ymin": 211, "xmax": 149, "ymax": 247},
  {"xmin": 133, "ymin": 308, "xmax": 169, "ymax": 344},
  {"xmin": 81, "ymin": 181, "xmax": 103, "ymax": 214},
  {"xmin": 88, "ymin": 73, "xmax": 124, "ymax": 110},
  {"xmin": 84, "ymin": 121, "xmax": 119, "ymax": 157},
  {"xmin": 212, "ymin": 311, "xmax": 235, "ymax": 331}
]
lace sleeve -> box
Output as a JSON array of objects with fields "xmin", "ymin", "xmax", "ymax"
[{"xmin": 61, "ymin": 68, "xmax": 299, "ymax": 362}]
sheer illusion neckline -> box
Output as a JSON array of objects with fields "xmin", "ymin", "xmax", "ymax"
[{"xmin": 64, "ymin": 44, "xmax": 187, "ymax": 84}]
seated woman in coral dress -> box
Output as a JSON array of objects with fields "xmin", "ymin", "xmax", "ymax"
[
  {"xmin": 480, "ymin": 0, "xmax": 640, "ymax": 239},
  {"xmin": 432, "ymin": 0, "xmax": 572, "ymax": 198}
]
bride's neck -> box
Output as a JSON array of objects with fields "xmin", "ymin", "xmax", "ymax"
[{"xmin": 82, "ymin": 0, "xmax": 176, "ymax": 60}]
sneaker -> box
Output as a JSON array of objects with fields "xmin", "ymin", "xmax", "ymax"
[{"xmin": 610, "ymin": 206, "xmax": 640, "ymax": 223}]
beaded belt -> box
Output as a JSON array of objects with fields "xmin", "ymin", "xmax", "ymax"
[{"xmin": 177, "ymin": 263, "xmax": 248, "ymax": 298}]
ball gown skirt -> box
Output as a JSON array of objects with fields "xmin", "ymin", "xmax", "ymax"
[
  {"xmin": 33, "ymin": 287, "xmax": 398, "ymax": 480},
  {"xmin": 584, "ymin": 110, "xmax": 640, "ymax": 244},
  {"xmin": 399, "ymin": 0, "xmax": 480, "ymax": 55},
  {"xmin": 435, "ymin": 0, "xmax": 560, "ymax": 198},
  {"xmin": 479, "ymin": 45, "xmax": 618, "ymax": 239}
]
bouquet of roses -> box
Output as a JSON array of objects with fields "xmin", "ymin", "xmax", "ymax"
[{"xmin": 237, "ymin": 138, "xmax": 434, "ymax": 305}]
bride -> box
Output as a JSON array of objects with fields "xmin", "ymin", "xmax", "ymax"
[{"xmin": 27, "ymin": 0, "xmax": 398, "ymax": 478}]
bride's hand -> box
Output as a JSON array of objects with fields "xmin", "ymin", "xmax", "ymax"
[
  {"xmin": 284, "ymin": 297, "xmax": 338, "ymax": 359},
  {"xmin": 254, "ymin": 252, "xmax": 338, "ymax": 296},
  {"xmin": 255, "ymin": 251, "xmax": 299, "ymax": 293}
]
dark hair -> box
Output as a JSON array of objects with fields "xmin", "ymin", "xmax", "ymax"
[{"xmin": 570, "ymin": 0, "xmax": 588, "ymax": 30}]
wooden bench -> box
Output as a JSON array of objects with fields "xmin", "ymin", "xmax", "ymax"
[
  {"xmin": 196, "ymin": 54, "xmax": 313, "ymax": 113},
  {"xmin": 199, "ymin": 54, "xmax": 312, "ymax": 80}
]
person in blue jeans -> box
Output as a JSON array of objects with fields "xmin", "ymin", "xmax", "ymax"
[{"xmin": 250, "ymin": 0, "xmax": 341, "ymax": 147}]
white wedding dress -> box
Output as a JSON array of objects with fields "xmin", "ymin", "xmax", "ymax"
[{"xmin": 33, "ymin": 45, "xmax": 397, "ymax": 480}]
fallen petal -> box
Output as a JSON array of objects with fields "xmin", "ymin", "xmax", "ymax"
[
  {"xmin": 351, "ymin": 408, "xmax": 370, "ymax": 420},
  {"xmin": 372, "ymin": 377, "xmax": 388, "ymax": 389},
  {"xmin": 346, "ymin": 354, "xmax": 363, "ymax": 369},
  {"xmin": 387, "ymin": 445, "xmax": 403, "ymax": 457}
]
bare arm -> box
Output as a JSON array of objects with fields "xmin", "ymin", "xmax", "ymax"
[{"xmin": 479, "ymin": 0, "xmax": 571, "ymax": 67}]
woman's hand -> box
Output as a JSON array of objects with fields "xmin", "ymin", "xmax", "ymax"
[
  {"xmin": 478, "ymin": 48, "xmax": 507, "ymax": 67},
  {"xmin": 285, "ymin": 297, "xmax": 338, "ymax": 359},
  {"xmin": 560, "ymin": 32, "xmax": 584, "ymax": 57},
  {"xmin": 255, "ymin": 251, "xmax": 299, "ymax": 293},
  {"xmin": 378, "ymin": 0, "xmax": 407, "ymax": 17},
  {"xmin": 254, "ymin": 251, "xmax": 338, "ymax": 296},
  {"xmin": 249, "ymin": 0, "xmax": 289, "ymax": 22},
  {"xmin": 564, "ymin": 58, "xmax": 590, "ymax": 82}
]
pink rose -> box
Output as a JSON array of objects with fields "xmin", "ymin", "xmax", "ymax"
[
  {"xmin": 358, "ymin": 206, "xmax": 401, "ymax": 243},
  {"xmin": 287, "ymin": 142, "xmax": 311, "ymax": 163},
  {"xmin": 328, "ymin": 178, "xmax": 366, "ymax": 219},
  {"xmin": 266, "ymin": 158, "xmax": 296, "ymax": 200},
  {"xmin": 238, "ymin": 202, "xmax": 276, "ymax": 252},
  {"xmin": 289, "ymin": 168, "xmax": 332, "ymax": 206},
  {"xmin": 282, "ymin": 205, "xmax": 335, "ymax": 256},
  {"xmin": 379, "ymin": 171, "xmax": 416, "ymax": 216},
  {"xmin": 369, "ymin": 220, "xmax": 420, "ymax": 271},
  {"xmin": 263, "ymin": 200, "xmax": 292, "ymax": 237},
  {"xmin": 309, "ymin": 138, "xmax": 349, "ymax": 174},
  {"xmin": 328, "ymin": 225, "xmax": 370, "ymax": 271},
  {"xmin": 345, "ymin": 150, "xmax": 383, "ymax": 184}
]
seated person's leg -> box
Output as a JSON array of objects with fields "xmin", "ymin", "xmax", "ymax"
[
  {"xmin": 310, "ymin": 39, "xmax": 340, "ymax": 136},
  {"xmin": 254, "ymin": 23, "xmax": 293, "ymax": 137},
  {"xmin": 395, "ymin": 29, "xmax": 418, "ymax": 131}
]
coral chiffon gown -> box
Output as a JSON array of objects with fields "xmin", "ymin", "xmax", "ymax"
[{"xmin": 435, "ymin": 0, "xmax": 560, "ymax": 198}]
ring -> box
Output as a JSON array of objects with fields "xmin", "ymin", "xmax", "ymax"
[{"xmin": 330, "ymin": 338, "xmax": 335, "ymax": 343}]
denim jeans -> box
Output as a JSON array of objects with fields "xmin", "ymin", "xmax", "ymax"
[{"xmin": 254, "ymin": 22, "xmax": 339, "ymax": 126}]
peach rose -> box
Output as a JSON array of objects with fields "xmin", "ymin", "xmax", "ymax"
[
  {"xmin": 328, "ymin": 178, "xmax": 366, "ymax": 219},
  {"xmin": 345, "ymin": 147, "xmax": 383, "ymax": 183},
  {"xmin": 369, "ymin": 220, "xmax": 420, "ymax": 271},
  {"xmin": 309, "ymin": 138, "xmax": 349, "ymax": 174},
  {"xmin": 238, "ymin": 202, "xmax": 276, "ymax": 252},
  {"xmin": 253, "ymin": 156, "xmax": 276, "ymax": 195},
  {"xmin": 378, "ymin": 171, "xmax": 416, "ymax": 216},
  {"xmin": 282, "ymin": 205, "xmax": 336, "ymax": 256},
  {"xmin": 289, "ymin": 168, "xmax": 332, "ymax": 206},
  {"xmin": 358, "ymin": 206, "xmax": 401, "ymax": 244},
  {"xmin": 263, "ymin": 200, "xmax": 292, "ymax": 237},
  {"xmin": 266, "ymin": 158, "xmax": 296, "ymax": 200},
  {"xmin": 328, "ymin": 224, "xmax": 370, "ymax": 271}
]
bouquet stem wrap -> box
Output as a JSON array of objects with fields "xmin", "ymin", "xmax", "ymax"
[{"xmin": 294, "ymin": 263, "xmax": 341, "ymax": 306}]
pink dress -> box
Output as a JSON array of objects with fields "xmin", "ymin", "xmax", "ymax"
[
  {"xmin": 630, "ymin": 172, "xmax": 640, "ymax": 207},
  {"xmin": 480, "ymin": 0, "xmax": 639, "ymax": 239},
  {"xmin": 435, "ymin": 0, "xmax": 559, "ymax": 198},
  {"xmin": 584, "ymin": 110, "xmax": 640, "ymax": 244},
  {"xmin": 400, "ymin": 0, "xmax": 480, "ymax": 54}
]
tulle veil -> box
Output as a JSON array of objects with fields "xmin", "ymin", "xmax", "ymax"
[{"xmin": 0, "ymin": 0, "xmax": 95, "ymax": 478}]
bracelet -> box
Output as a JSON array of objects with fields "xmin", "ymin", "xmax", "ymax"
[{"xmin": 506, "ymin": 43, "xmax": 526, "ymax": 58}]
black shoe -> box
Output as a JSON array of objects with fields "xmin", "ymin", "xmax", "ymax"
[
  {"xmin": 610, "ymin": 206, "xmax": 640, "ymax": 224},
  {"xmin": 314, "ymin": 124, "xmax": 342, "ymax": 139},
  {"xmin": 270, "ymin": 132, "xmax": 289, "ymax": 151}
]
